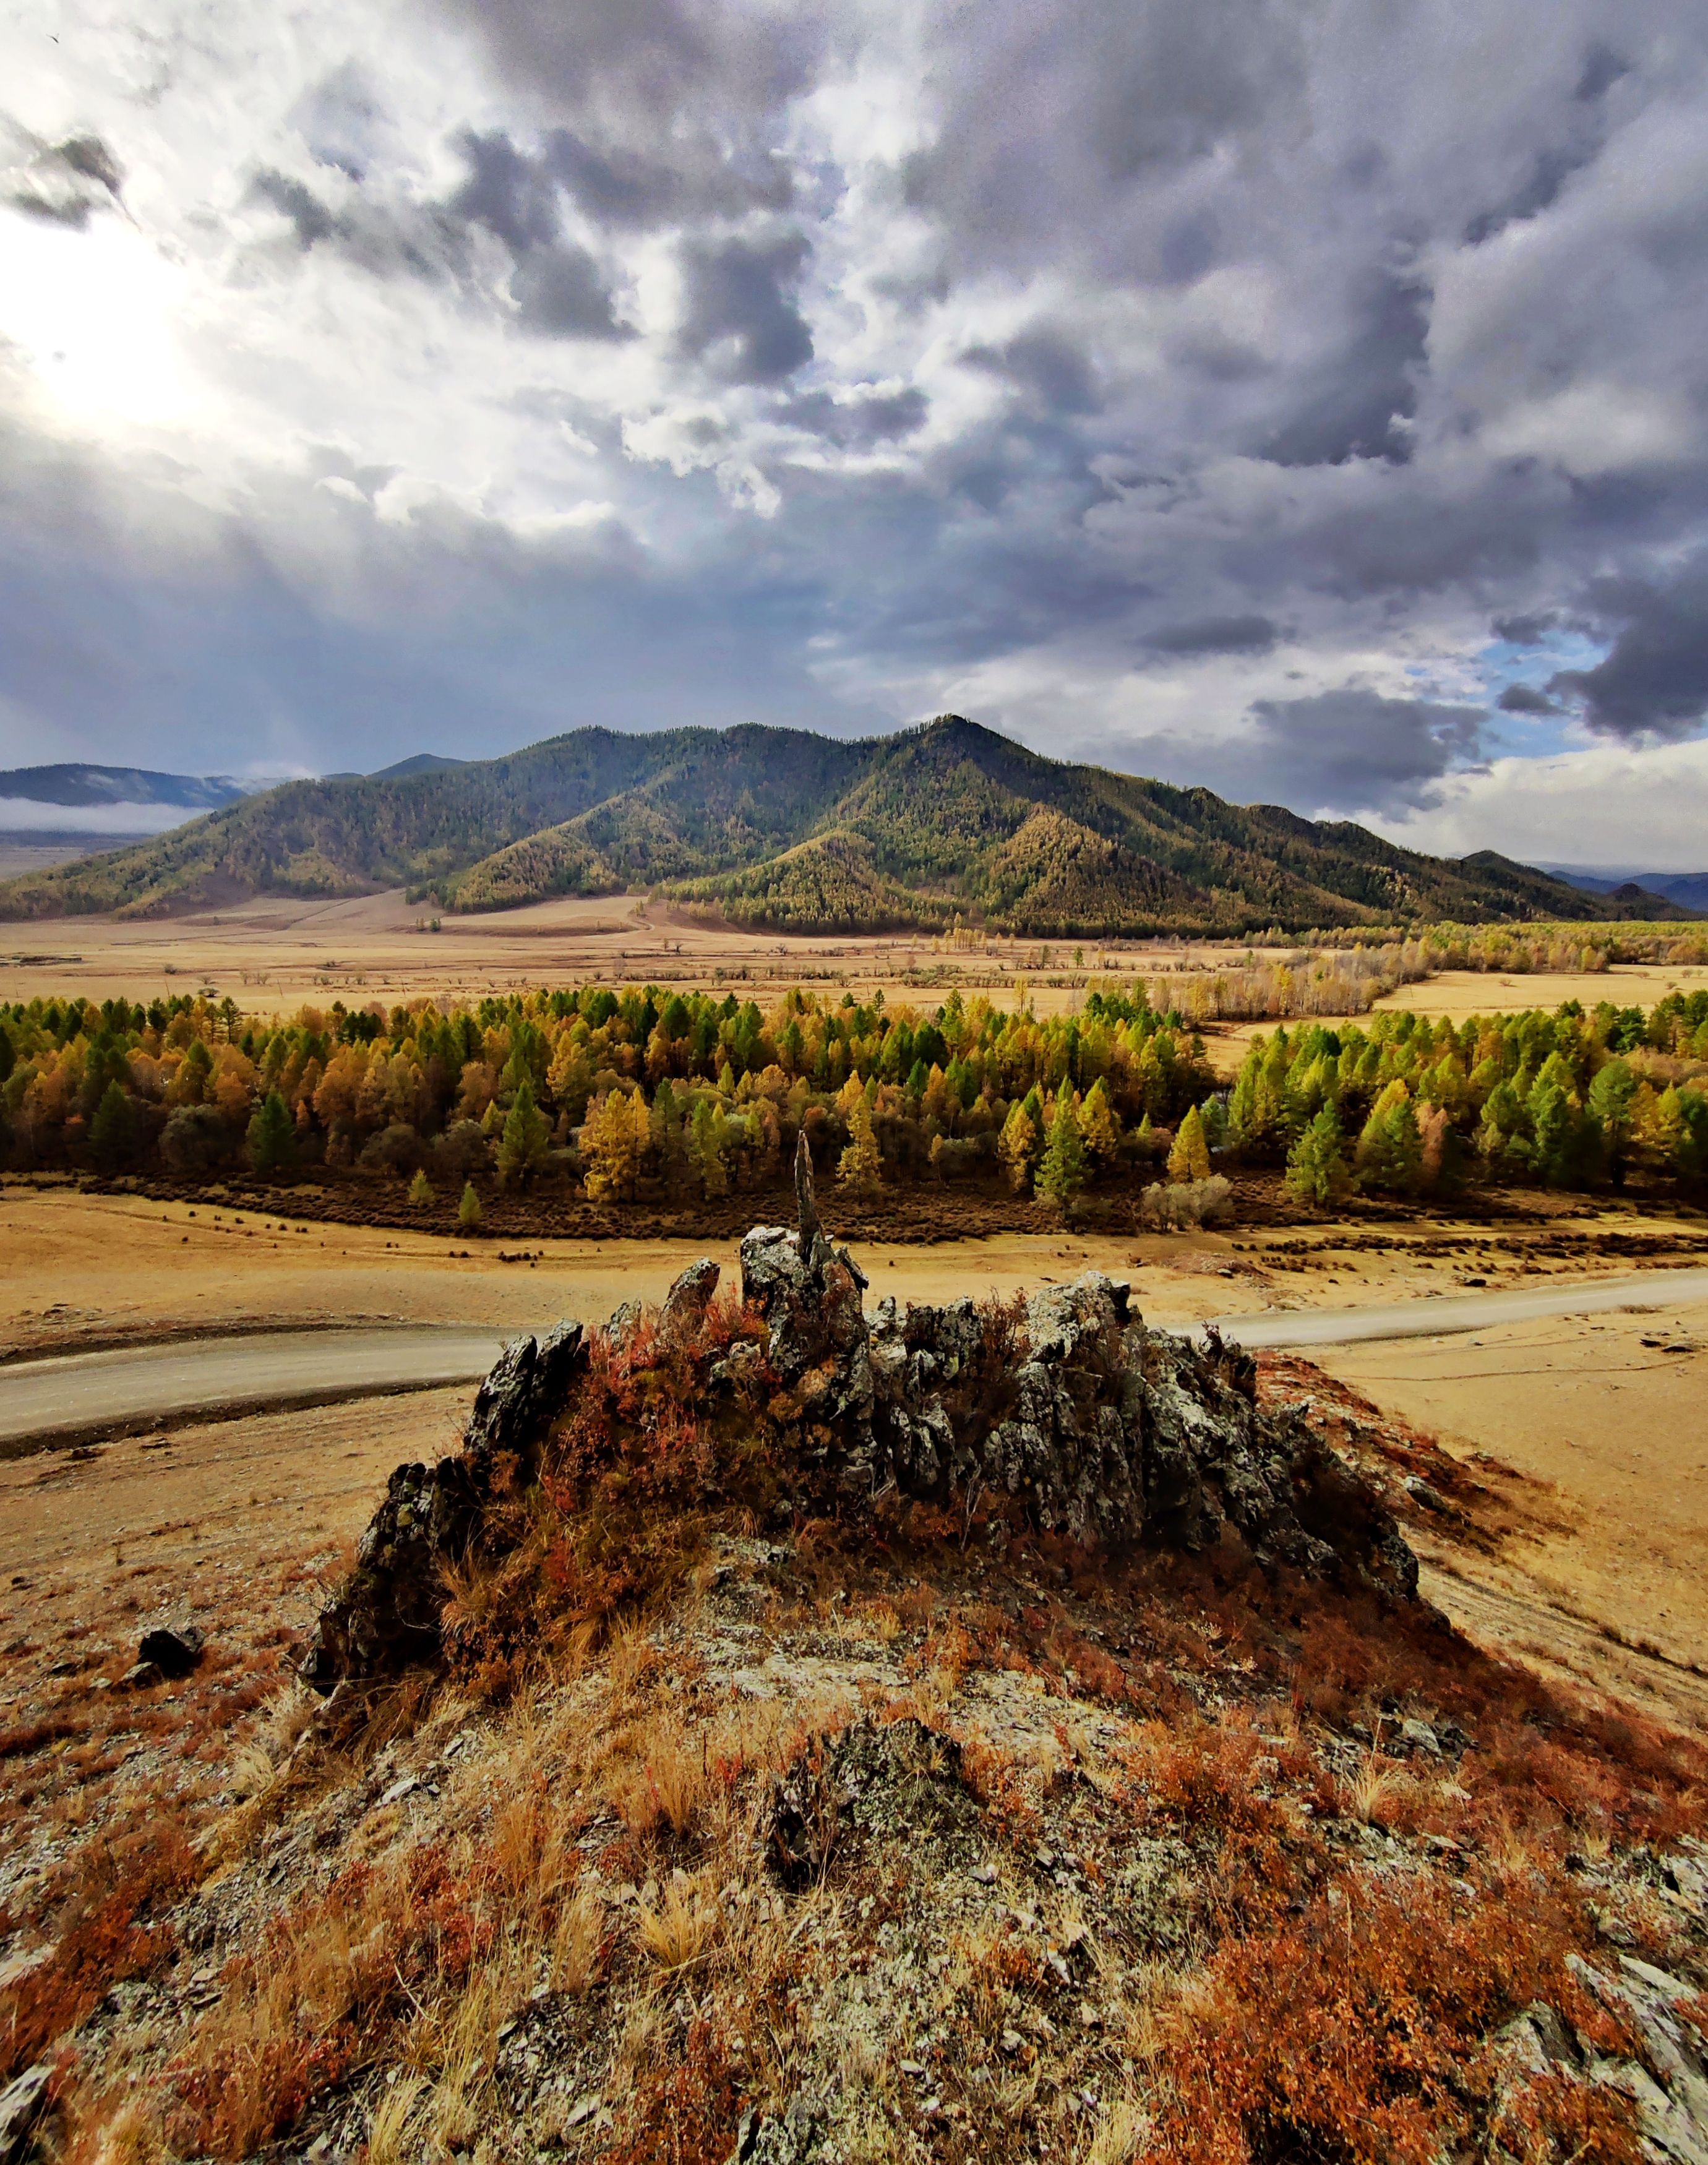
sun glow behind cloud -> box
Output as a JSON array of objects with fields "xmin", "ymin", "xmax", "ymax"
[{"xmin": 0, "ymin": 0, "xmax": 1704, "ymax": 865}]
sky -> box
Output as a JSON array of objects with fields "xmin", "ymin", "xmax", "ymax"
[{"xmin": 2, "ymin": 0, "xmax": 1707, "ymax": 868}]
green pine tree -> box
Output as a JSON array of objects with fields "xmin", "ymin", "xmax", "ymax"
[
  {"xmin": 692, "ymin": 1097, "xmax": 728, "ymax": 1198},
  {"xmin": 245, "ymin": 1089, "xmax": 295, "ymax": 1176},
  {"xmin": 1529, "ymin": 1079, "xmax": 1581, "ymax": 1187},
  {"xmin": 1286, "ymin": 1104, "xmax": 1350, "ymax": 1206},
  {"xmin": 1037, "ymin": 1095, "xmax": 1088, "ymax": 1216},
  {"xmin": 1587, "ymin": 1057, "xmax": 1636, "ymax": 1181},
  {"xmin": 89, "ymin": 1080, "xmax": 135, "ymax": 1174},
  {"xmin": 408, "ymin": 1168, "xmax": 433, "ymax": 1207},
  {"xmin": 497, "ymin": 1078, "xmax": 549, "ymax": 1187},
  {"xmin": 458, "ymin": 1181, "xmax": 482, "ymax": 1233},
  {"xmin": 1357, "ymin": 1080, "xmax": 1422, "ymax": 1194}
]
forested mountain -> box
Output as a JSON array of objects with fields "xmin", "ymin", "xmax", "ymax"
[{"xmin": 0, "ymin": 716, "xmax": 1681, "ymax": 933}]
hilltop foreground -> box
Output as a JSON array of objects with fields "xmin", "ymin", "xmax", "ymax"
[
  {"xmin": 4, "ymin": 1166, "xmax": 1707, "ymax": 2164},
  {"xmin": 0, "ymin": 717, "xmax": 1666, "ymax": 935}
]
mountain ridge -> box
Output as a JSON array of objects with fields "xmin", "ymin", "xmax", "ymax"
[
  {"xmin": 0, "ymin": 763, "xmax": 249, "ymax": 813},
  {"xmin": 0, "ymin": 716, "xmax": 1693, "ymax": 932}
]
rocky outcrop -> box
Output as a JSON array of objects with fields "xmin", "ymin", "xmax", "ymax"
[
  {"xmin": 309, "ymin": 1146, "xmax": 1415, "ymax": 1687},
  {"xmin": 1501, "ymin": 1950, "xmax": 1708, "ymax": 2164},
  {"xmin": 736, "ymin": 1142, "xmax": 1415, "ymax": 1597},
  {"xmin": 302, "ymin": 1319, "xmax": 586, "ymax": 1691}
]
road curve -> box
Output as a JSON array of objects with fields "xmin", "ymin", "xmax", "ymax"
[
  {"xmin": 0, "ymin": 1326, "xmax": 519, "ymax": 1457},
  {"xmin": 5, "ymin": 1268, "xmax": 1706, "ymax": 1457},
  {"xmin": 1206, "ymin": 1267, "xmax": 1708, "ymax": 1352}
]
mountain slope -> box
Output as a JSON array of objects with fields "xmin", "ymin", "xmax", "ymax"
[{"xmin": 0, "ymin": 716, "xmax": 1662, "ymax": 932}]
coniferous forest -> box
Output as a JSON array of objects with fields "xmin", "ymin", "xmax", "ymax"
[{"xmin": 4, "ymin": 978, "xmax": 1706, "ymax": 1218}]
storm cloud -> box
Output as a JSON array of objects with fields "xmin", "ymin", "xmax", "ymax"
[
  {"xmin": 1551, "ymin": 555, "xmax": 1708, "ymax": 740},
  {"xmin": 0, "ymin": 0, "xmax": 1706, "ymax": 864}
]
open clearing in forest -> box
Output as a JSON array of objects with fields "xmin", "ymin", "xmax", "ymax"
[{"xmin": 9, "ymin": 888, "xmax": 1704, "ymax": 1027}]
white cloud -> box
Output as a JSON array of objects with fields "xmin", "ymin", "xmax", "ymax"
[
  {"xmin": 0, "ymin": 0, "xmax": 1704, "ymax": 859},
  {"xmin": 1365, "ymin": 739, "xmax": 1708, "ymax": 872},
  {"xmin": 0, "ymin": 795, "xmax": 192, "ymax": 833}
]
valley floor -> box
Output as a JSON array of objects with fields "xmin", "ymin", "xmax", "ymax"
[
  {"xmin": 5, "ymin": 889, "xmax": 1704, "ymax": 1033},
  {"xmin": 3, "ymin": 1186, "xmax": 1706, "ymax": 1720}
]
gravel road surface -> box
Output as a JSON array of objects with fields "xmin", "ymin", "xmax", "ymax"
[
  {"xmin": 1, "ymin": 1326, "xmax": 518, "ymax": 1455},
  {"xmin": 1209, "ymin": 1268, "xmax": 1708, "ymax": 1350}
]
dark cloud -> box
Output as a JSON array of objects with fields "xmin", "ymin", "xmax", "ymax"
[
  {"xmin": 1550, "ymin": 557, "xmax": 1708, "ymax": 739},
  {"xmin": 1142, "ymin": 614, "xmax": 1277, "ymax": 657},
  {"xmin": 450, "ymin": 129, "xmax": 560, "ymax": 252},
  {"xmin": 510, "ymin": 246, "xmax": 627, "ymax": 338},
  {"xmin": 543, "ymin": 133, "xmax": 686, "ymax": 228},
  {"xmin": 964, "ymin": 332, "xmax": 1099, "ymax": 416},
  {"xmin": 1492, "ymin": 610, "xmax": 1564, "ymax": 645},
  {"xmin": 1496, "ymin": 682, "xmax": 1558, "ymax": 713},
  {"xmin": 781, "ymin": 387, "xmax": 928, "ymax": 448},
  {"xmin": 1260, "ymin": 273, "xmax": 1429, "ymax": 468},
  {"xmin": 677, "ymin": 233, "xmax": 812, "ymax": 383},
  {"xmin": 429, "ymin": 0, "xmax": 811, "ymax": 232},
  {"xmin": 249, "ymin": 132, "xmax": 629, "ymax": 339},
  {"xmin": 1, "ymin": 121, "xmax": 124, "ymax": 227},
  {"xmin": 251, "ymin": 169, "xmax": 337, "ymax": 247},
  {"xmin": 1575, "ymin": 42, "xmax": 1631, "ymax": 100},
  {"xmin": 1141, "ymin": 690, "xmax": 1487, "ymax": 815}
]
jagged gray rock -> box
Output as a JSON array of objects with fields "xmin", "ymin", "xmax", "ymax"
[
  {"xmin": 659, "ymin": 1257, "xmax": 721, "ymax": 1340},
  {"xmin": 311, "ymin": 1157, "xmax": 1415, "ymax": 1688},
  {"xmin": 0, "ymin": 2064, "xmax": 50, "ymax": 2165},
  {"xmin": 1500, "ymin": 1952, "xmax": 1708, "ymax": 2165},
  {"xmin": 302, "ymin": 1321, "xmax": 585, "ymax": 1691},
  {"xmin": 137, "ymin": 1616, "xmax": 204, "ymax": 1679},
  {"xmin": 738, "ymin": 1188, "xmax": 1415, "ymax": 1596}
]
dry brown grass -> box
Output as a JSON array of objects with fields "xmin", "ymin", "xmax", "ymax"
[
  {"xmin": 551, "ymin": 1884, "xmax": 606, "ymax": 1995},
  {"xmin": 363, "ymin": 2075, "xmax": 425, "ymax": 2165},
  {"xmin": 637, "ymin": 1871, "xmax": 723, "ymax": 1970}
]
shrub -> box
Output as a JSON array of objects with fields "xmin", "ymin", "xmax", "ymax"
[
  {"xmin": 358, "ymin": 1122, "xmax": 421, "ymax": 1177},
  {"xmin": 1138, "ymin": 1175, "xmax": 1233, "ymax": 1230},
  {"xmin": 160, "ymin": 1104, "xmax": 231, "ymax": 1178}
]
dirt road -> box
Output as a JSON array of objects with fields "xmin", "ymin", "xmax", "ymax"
[
  {"xmin": 1209, "ymin": 1268, "xmax": 1708, "ymax": 1348},
  {"xmin": 0, "ymin": 1325, "xmax": 517, "ymax": 1454},
  {"xmin": 7, "ymin": 1263, "xmax": 1706, "ymax": 1460}
]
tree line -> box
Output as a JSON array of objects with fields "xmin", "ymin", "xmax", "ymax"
[
  {"xmin": 1230, "ymin": 994, "xmax": 1708, "ymax": 1203},
  {"xmin": 2, "ymin": 981, "xmax": 1703, "ymax": 1216},
  {"xmin": 0, "ymin": 982, "xmax": 1213, "ymax": 1214}
]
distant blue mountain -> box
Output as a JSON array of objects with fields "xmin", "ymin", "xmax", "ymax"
[
  {"xmin": 0, "ymin": 763, "xmax": 248, "ymax": 810},
  {"xmin": 1542, "ymin": 865, "xmax": 1708, "ymax": 914}
]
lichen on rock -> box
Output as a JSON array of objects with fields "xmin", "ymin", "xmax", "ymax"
[{"xmin": 307, "ymin": 1139, "xmax": 1415, "ymax": 1691}]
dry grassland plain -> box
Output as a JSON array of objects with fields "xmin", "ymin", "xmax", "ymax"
[
  {"xmin": 6, "ymin": 886, "xmax": 1706, "ymax": 1066},
  {"xmin": 5, "ymin": 1185, "xmax": 1707, "ymax": 1734},
  {"xmin": 6, "ymin": 896, "xmax": 1708, "ymax": 1736}
]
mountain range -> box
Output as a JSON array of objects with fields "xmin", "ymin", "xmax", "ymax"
[
  {"xmin": 0, "ymin": 718, "xmax": 1693, "ymax": 933},
  {"xmin": 1543, "ymin": 865, "xmax": 1708, "ymax": 914}
]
